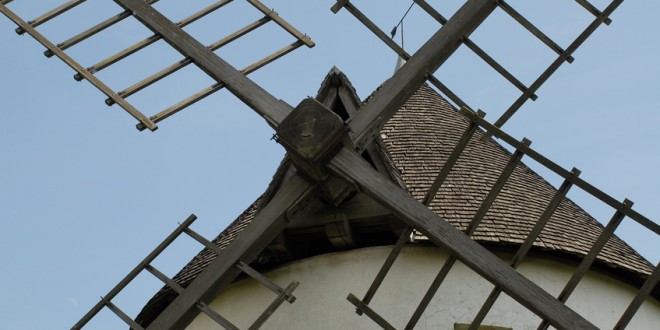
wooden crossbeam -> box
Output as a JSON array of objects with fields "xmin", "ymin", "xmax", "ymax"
[
  {"xmin": 147, "ymin": 173, "xmax": 317, "ymax": 329},
  {"xmin": 469, "ymin": 168, "xmax": 580, "ymax": 329},
  {"xmin": 613, "ymin": 262, "xmax": 660, "ymax": 329},
  {"xmin": 341, "ymin": 0, "xmax": 498, "ymax": 152},
  {"xmin": 113, "ymin": 0, "xmax": 292, "ymax": 129},
  {"xmin": 327, "ymin": 148, "xmax": 598, "ymax": 330}
]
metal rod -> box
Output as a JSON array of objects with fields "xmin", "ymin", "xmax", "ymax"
[
  {"xmin": 45, "ymin": 0, "xmax": 160, "ymax": 57},
  {"xmin": 0, "ymin": 6, "xmax": 159, "ymax": 136},
  {"xmin": 460, "ymin": 108, "xmax": 660, "ymax": 236},
  {"xmin": 575, "ymin": 0, "xmax": 612, "ymax": 25},
  {"xmin": 537, "ymin": 199, "xmax": 633, "ymax": 330},
  {"xmin": 71, "ymin": 214, "xmax": 196, "ymax": 329},
  {"xmin": 346, "ymin": 293, "xmax": 397, "ymax": 330},
  {"xmin": 102, "ymin": 298, "xmax": 146, "ymax": 330},
  {"xmin": 107, "ymin": 16, "xmax": 271, "ymax": 104},
  {"xmin": 136, "ymin": 40, "xmax": 302, "ymax": 131},
  {"xmin": 15, "ymin": 0, "xmax": 87, "ymax": 35},
  {"xmin": 406, "ymin": 138, "xmax": 531, "ymax": 329},
  {"xmin": 492, "ymin": 0, "xmax": 624, "ymax": 129},
  {"xmin": 497, "ymin": 0, "xmax": 574, "ymax": 63},
  {"xmin": 247, "ymin": 0, "xmax": 314, "ymax": 48},
  {"xmin": 613, "ymin": 262, "xmax": 660, "ymax": 330},
  {"xmin": 76, "ymin": 0, "xmax": 232, "ymax": 78},
  {"xmin": 248, "ymin": 281, "xmax": 300, "ymax": 330},
  {"xmin": 415, "ymin": 0, "xmax": 537, "ymax": 99},
  {"xmin": 469, "ymin": 168, "xmax": 580, "ymax": 329}
]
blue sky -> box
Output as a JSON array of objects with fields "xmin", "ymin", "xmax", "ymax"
[{"xmin": 0, "ymin": 1, "xmax": 658, "ymax": 329}]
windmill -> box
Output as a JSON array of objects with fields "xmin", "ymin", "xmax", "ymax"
[{"xmin": 1, "ymin": 1, "xmax": 658, "ymax": 329}]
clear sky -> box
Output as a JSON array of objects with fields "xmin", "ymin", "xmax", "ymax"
[{"xmin": 0, "ymin": 1, "xmax": 658, "ymax": 329}]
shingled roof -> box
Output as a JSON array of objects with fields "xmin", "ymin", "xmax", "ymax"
[{"xmin": 135, "ymin": 68, "xmax": 655, "ymax": 326}]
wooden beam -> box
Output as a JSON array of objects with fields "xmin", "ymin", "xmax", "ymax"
[
  {"xmin": 147, "ymin": 174, "xmax": 317, "ymax": 329},
  {"xmin": 327, "ymin": 147, "xmax": 597, "ymax": 330},
  {"xmin": 345, "ymin": 0, "xmax": 498, "ymax": 152},
  {"xmin": 113, "ymin": 0, "xmax": 293, "ymax": 129}
]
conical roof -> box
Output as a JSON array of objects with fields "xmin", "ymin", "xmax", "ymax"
[{"xmin": 135, "ymin": 68, "xmax": 655, "ymax": 326}]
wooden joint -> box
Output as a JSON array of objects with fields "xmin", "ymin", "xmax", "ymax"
[
  {"xmin": 277, "ymin": 98, "xmax": 350, "ymax": 182},
  {"xmin": 331, "ymin": 0, "xmax": 350, "ymax": 14},
  {"xmin": 324, "ymin": 212, "xmax": 355, "ymax": 249}
]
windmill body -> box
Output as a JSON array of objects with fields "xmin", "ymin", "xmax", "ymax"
[{"xmin": 0, "ymin": 1, "xmax": 658, "ymax": 329}]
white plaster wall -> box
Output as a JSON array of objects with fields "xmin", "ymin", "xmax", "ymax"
[{"xmin": 187, "ymin": 246, "xmax": 660, "ymax": 329}]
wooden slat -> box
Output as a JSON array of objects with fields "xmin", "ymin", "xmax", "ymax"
[
  {"xmin": 15, "ymin": 0, "xmax": 86, "ymax": 35},
  {"xmin": 493, "ymin": 0, "xmax": 624, "ymax": 129},
  {"xmin": 71, "ymin": 214, "xmax": 196, "ymax": 329},
  {"xmin": 537, "ymin": 199, "xmax": 633, "ymax": 330},
  {"xmin": 0, "ymin": 4, "xmax": 158, "ymax": 131},
  {"xmin": 346, "ymin": 293, "xmax": 397, "ymax": 330},
  {"xmin": 575, "ymin": 0, "xmax": 612, "ymax": 25},
  {"xmin": 469, "ymin": 169, "xmax": 580, "ymax": 329},
  {"xmin": 414, "ymin": 0, "xmax": 537, "ymax": 99},
  {"xmin": 80, "ymin": 0, "xmax": 233, "ymax": 77},
  {"xmin": 613, "ymin": 262, "xmax": 660, "ymax": 330},
  {"xmin": 47, "ymin": 0, "xmax": 160, "ymax": 57},
  {"xmin": 145, "ymin": 264, "xmax": 184, "ymax": 294},
  {"xmin": 114, "ymin": 0, "xmax": 293, "ymax": 129},
  {"xmin": 406, "ymin": 138, "xmax": 530, "ymax": 329},
  {"xmin": 497, "ymin": 0, "xmax": 574, "ymax": 63},
  {"xmin": 103, "ymin": 298, "xmax": 145, "ymax": 330},
  {"xmin": 424, "ymin": 109, "xmax": 484, "ymax": 205},
  {"xmin": 327, "ymin": 147, "xmax": 597, "ymax": 330},
  {"xmin": 107, "ymin": 16, "xmax": 271, "ymax": 103},
  {"xmin": 236, "ymin": 261, "xmax": 296, "ymax": 303},
  {"xmin": 341, "ymin": 0, "xmax": 499, "ymax": 152},
  {"xmin": 136, "ymin": 40, "xmax": 303, "ymax": 131},
  {"xmin": 196, "ymin": 301, "xmax": 239, "ymax": 330},
  {"xmin": 247, "ymin": 0, "xmax": 314, "ymax": 48},
  {"xmin": 147, "ymin": 173, "xmax": 317, "ymax": 329},
  {"xmin": 248, "ymin": 281, "xmax": 300, "ymax": 330}
]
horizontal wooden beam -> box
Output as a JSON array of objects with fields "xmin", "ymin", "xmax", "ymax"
[{"xmin": 327, "ymin": 147, "xmax": 597, "ymax": 330}]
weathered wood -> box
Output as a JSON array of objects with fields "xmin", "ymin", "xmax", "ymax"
[
  {"xmin": 613, "ymin": 262, "xmax": 660, "ymax": 330},
  {"xmin": 236, "ymin": 261, "xmax": 297, "ymax": 303},
  {"xmin": 247, "ymin": 0, "xmax": 314, "ymax": 48},
  {"xmin": 493, "ymin": 0, "xmax": 624, "ymax": 129},
  {"xmin": 113, "ymin": 0, "xmax": 293, "ymax": 128},
  {"xmin": 423, "ymin": 109, "xmax": 484, "ymax": 205},
  {"xmin": 345, "ymin": 0, "xmax": 498, "ymax": 152},
  {"xmin": 414, "ymin": 0, "xmax": 537, "ymax": 99},
  {"xmin": 461, "ymin": 108, "xmax": 660, "ymax": 236},
  {"xmin": 469, "ymin": 169, "xmax": 580, "ymax": 330},
  {"xmin": 249, "ymin": 281, "xmax": 300, "ymax": 330},
  {"xmin": 574, "ymin": 0, "xmax": 612, "ymax": 25},
  {"xmin": 346, "ymin": 293, "xmax": 397, "ymax": 330},
  {"xmin": 328, "ymin": 147, "xmax": 597, "ymax": 330},
  {"xmin": 103, "ymin": 298, "xmax": 145, "ymax": 330},
  {"xmin": 195, "ymin": 302, "xmax": 239, "ymax": 330},
  {"xmin": 0, "ymin": 4, "xmax": 158, "ymax": 131},
  {"xmin": 147, "ymin": 174, "xmax": 316, "ymax": 330},
  {"xmin": 406, "ymin": 138, "xmax": 530, "ymax": 330},
  {"xmin": 537, "ymin": 199, "xmax": 633, "ymax": 330},
  {"xmin": 71, "ymin": 214, "xmax": 196, "ymax": 330},
  {"xmin": 15, "ymin": 0, "xmax": 86, "ymax": 35}
]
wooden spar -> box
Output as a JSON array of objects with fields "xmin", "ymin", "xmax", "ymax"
[
  {"xmin": 147, "ymin": 174, "xmax": 317, "ymax": 329},
  {"xmin": 113, "ymin": 0, "xmax": 293, "ymax": 129},
  {"xmin": 344, "ymin": 0, "xmax": 499, "ymax": 152},
  {"xmin": 327, "ymin": 147, "xmax": 598, "ymax": 330}
]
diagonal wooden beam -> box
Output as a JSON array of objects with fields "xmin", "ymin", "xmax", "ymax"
[
  {"xmin": 113, "ymin": 0, "xmax": 293, "ymax": 129},
  {"xmin": 343, "ymin": 0, "xmax": 498, "ymax": 152},
  {"xmin": 147, "ymin": 173, "xmax": 317, "ymax": 329},
  {"xmin": 327, "ymin": 147, "xmax": 598, "ymax": 330}
]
